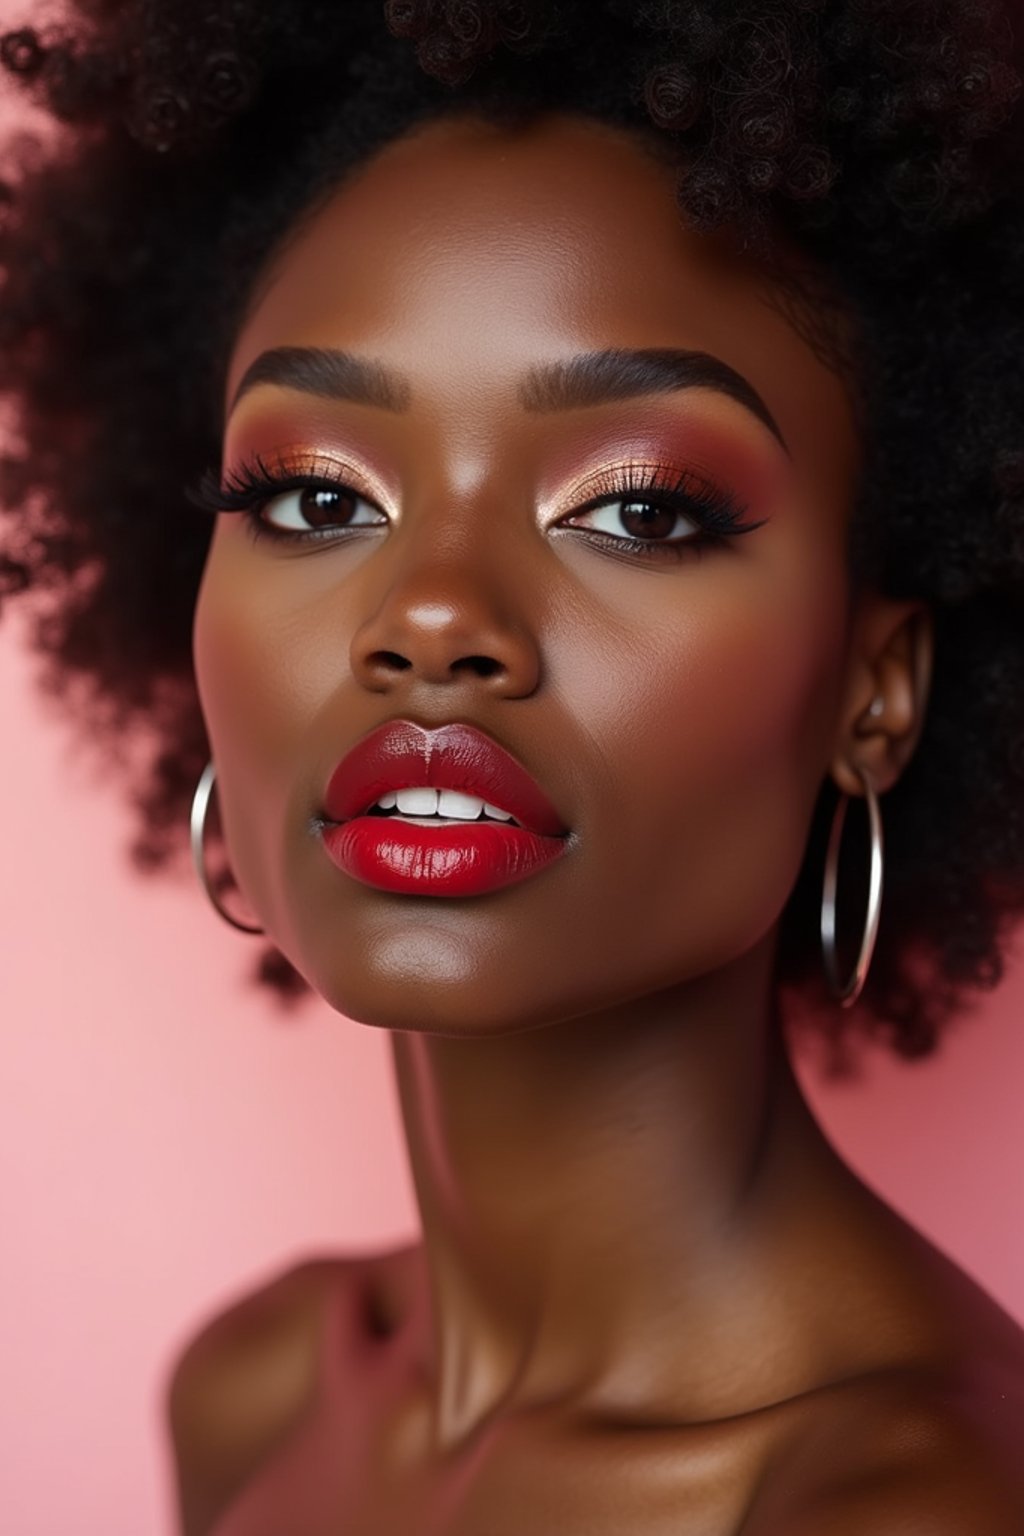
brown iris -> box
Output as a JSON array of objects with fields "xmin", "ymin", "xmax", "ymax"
[
  {"xmin": 294, "ymin": 486, "xmax": 360, "ymax": 528},
  {"xmin": 617, "ymin": 498, "xmax": 679, "ymax": 540}
]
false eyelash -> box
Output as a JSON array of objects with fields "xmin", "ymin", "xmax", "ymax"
[
  {"xmin": 184, "ymin": 453, "xmax": 767, "ymax": 558},
  {"xmin": 568, "ymin": 461, "xmax": 766, "ymax": 560},
  {"xmin": 184, "ymin": 451, "xmax": 354, "ymax": 519}
]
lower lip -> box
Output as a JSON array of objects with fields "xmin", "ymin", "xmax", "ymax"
[{"xmin": 320, "ymin": 815, "xmax": 569, "ymax": 896}]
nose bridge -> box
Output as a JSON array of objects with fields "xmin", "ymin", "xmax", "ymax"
[
  {"xmin": 348, "ymin": 462, "xmax": 543, "ymax": 692},
  {"xmin": 393, "ymin": 454, "xmax": 526, "ymax": 610}
]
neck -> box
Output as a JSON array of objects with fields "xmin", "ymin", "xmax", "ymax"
[{"xmin": 390, "ymin": 935, "xmax": 853, "ymax": 1448}]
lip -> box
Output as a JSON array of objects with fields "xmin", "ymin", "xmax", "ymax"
[
  {"xmin": 318, "ymin": 719, "xmax": 570, "ymax": 898},
  {"xmin": 322, "ymin": 719, "xmax": 569, "ymax": 837}
]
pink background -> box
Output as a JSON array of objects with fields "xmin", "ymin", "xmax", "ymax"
[
  {"xmin": 2, "ymin": 611, "xmax": 1024, "ymax": 1536},
  {"xmin": 1, "ymin": 44, "xmax": 1023, "ymax": 1532}
]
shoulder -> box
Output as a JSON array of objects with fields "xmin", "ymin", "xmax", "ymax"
[
  {"xmin": 165, "ymin": 1244, "xmax": 421, "ymax": 1536},
  {"xmin": 748, "ymin": 1366, "xmax": 1024, "ymax": 1536}
]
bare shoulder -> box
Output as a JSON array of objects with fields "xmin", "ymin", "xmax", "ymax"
[
  {"xmin": 746, "ymin": 1364, "xmax": 1024, "ymax": 1536},
  {"xmin": 165, "ymin": 1243, "xmax": 422, "ymax": 1536}
]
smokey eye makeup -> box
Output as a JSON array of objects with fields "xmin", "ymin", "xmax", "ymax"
[
  {"xmin": 553, "ymin": 459, "xmax": 767, "ymax": 562},
  {"xmin": 186, "ymin": 449, "xmax": 387, "ymax": 541},
  {"xmin": 185, "ymin": 448, "xmax": 768, "ymax": 563}
]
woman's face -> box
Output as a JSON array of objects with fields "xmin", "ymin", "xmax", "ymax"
[{"xmin": 193, "ymin": 112, "xmax": 863, "ymax": 1032}]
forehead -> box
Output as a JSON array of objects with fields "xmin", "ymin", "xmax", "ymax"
[{"xmin": 226, "ymin": 113, "xmax": 859, "ymax": 495}]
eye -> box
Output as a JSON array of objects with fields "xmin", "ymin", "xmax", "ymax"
[
  {"xmin": 555, "ymin": 464, "xmax": 763, "ymax": 560},
  {"xmin": 571, "ymin": 494, "xmax": 702, "ymax": 545},
  {"xmin": 260, "ymin": 483, "xmax": 384, "ymax": 535},
  {"xmin": 184, "ymin": 453, "xmax": 390, "ymax": 545}
]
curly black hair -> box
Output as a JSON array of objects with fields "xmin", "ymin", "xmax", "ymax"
[{"xmin": 1, "ymin": 0, "xmax": 1023, "ymax": 1071}]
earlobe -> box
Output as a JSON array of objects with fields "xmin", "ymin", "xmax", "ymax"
[{"xmin": 829, "ymin": 599, "xmax": 934, "ymax": 799}]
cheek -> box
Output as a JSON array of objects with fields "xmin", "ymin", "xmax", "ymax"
[
  {"xmin": 560, "ymin": 543, "xmax": 850, "ymax": 968},
  {"xmin": 680, "ymin": 572, "xmax": 844, "ymax": 788},
  {"xmin": 191, "ymin": 529, "xmax": 331, "ymax": 913}
]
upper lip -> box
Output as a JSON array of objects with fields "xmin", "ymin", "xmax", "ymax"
[{"xmin": 322, "ymin": 719, "xmax": 569, "ymax": 837}]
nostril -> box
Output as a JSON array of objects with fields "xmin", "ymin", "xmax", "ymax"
[{"xmin": 454, "ymin": 656, "xmax": 502, "ymax": 677}]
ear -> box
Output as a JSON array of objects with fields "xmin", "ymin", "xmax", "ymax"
[{"xmin": 829, "ymin": 594, "xmax": 934, "ymax": 799}]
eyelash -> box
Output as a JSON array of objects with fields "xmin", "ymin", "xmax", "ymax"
[{"xmin": 185, "ymin": 452, "xmax": 766, "ymax": 561}]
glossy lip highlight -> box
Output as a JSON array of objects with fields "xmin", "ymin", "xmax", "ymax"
[
  {"xmin": 321, "ymin": 718, "xmax": 570, "ymax": 838},
  {"xmin": 318, "ymin": 719, "xmax": 571, "ymax": 898}
]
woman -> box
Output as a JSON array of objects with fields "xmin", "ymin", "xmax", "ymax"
[{"xmin": 2, "ymin": 1, "xmax": 1024, "ymax": 1530}]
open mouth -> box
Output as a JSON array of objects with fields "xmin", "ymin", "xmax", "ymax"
[
  {"xmin": 358, "ymin": 788, "xmax": 523, "ymax": 828},
  {"xmin": 324, "ymin": 719, "xmax": 569, "ymax": 841},
  {"xmin": 321, "ymin": 749, "xmax": 570, "ymax": 895}
]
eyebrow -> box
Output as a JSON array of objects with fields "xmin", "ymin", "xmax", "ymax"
[
  {"xmin": 228, "ymin": 343, "xmax": 789, "ymax": 456},
  {"xmin": 520, "ymin": 348, "xmax": 790, "ymax": 456},
  {"xmin": 228, "ymin": 346, "xmax": 412, "ymax": 415}
]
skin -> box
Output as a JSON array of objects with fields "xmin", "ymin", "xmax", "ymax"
[{"xmin": 174, "ymin": 113, "xmax": 1024, "ymax": 1534}]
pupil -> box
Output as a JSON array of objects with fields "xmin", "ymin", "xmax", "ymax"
[
  {"xmin": 299, "ymin": 486, "xmax": 352, "ymax": 526},
  {"xmin": 621, "ymin": 498, "xmax": 673, "ymax": 539}
]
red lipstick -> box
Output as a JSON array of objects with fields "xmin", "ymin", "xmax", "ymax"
[{"xmin": 319, "ymin": 719, "xmax": 570, "ymax": 897}]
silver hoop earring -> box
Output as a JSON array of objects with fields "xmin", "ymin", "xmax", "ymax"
[
  {"xmin": 820, "ymin": 765, "xmax": 883, "ymax": 1008},
  {"xmin": 190, "ymin": 761, "xmax": 264, "ymax": 935}
]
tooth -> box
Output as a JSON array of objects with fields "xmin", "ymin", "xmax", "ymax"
[
  {"xmin": 437, "ymin": 789, "xmax": 486, "ymax": 820},
  {"xmin": 483, "ymin": 801, "xmax": 513, "ymax": 822},
  {"xmin": 395, "ymin": 787, "xmax": 438, "ymax": 815},
  {"xmin": 376, "ymin": 791, "xmax": 398, "ymax": 809}
]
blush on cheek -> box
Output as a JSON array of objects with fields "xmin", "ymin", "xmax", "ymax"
[
  {"xmin": 718, "ymin": 596, "xmax": 844, "ymax": 773},
  {"xmin": 192, "ymin": 545, "xmax": 253, "ymax": 764},
  {"xmin": 194, "ymin": 529, "xmax": 307, "ymax": 765},
  {"xmin": 191, "ymin": 544, "xmax": 294, "ymax": 921},
  {"xmin": 641, "ymin": 584, "xmax": 848, "ymax": 963}
]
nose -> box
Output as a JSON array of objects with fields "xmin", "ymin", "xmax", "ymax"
[{"xmin": 348, "ymin": 546, "xmax": 543, "ymax": 701}]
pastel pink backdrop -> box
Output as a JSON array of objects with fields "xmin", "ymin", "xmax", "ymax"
[
  {"xmin": 1, "ymin": 37, "xmax": 1023, "ymax": 1529},
  {"xmin": 3, "ymin": 611, "xmax": 1024, "ymax": 1536}
]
